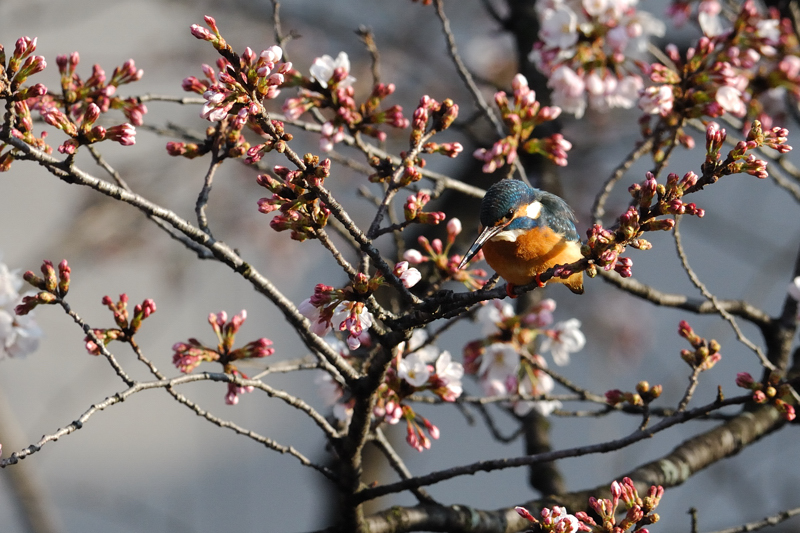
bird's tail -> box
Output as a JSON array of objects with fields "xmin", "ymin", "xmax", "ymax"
[{"xmin": 559, "ymin": 271, "xmax": 584, "ymax": 295}]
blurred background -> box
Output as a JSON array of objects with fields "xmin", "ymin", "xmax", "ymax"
[{"xmin": 0, "ymin": 0, "xmax": 799, "ymax": 532}]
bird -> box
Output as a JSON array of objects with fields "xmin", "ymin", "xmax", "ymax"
[{"xmin": 457, "ymin": 179, "xmax": 584, "ymax": 296}]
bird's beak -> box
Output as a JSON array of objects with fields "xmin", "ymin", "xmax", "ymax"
[{"xmin": 457, "ymin": 224, "xmax": 505, "ymax": 270}]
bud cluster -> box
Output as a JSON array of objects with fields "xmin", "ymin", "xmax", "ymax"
[
  {"xmin": 1, "ymin": 36, "xmax": 47, "ymax": 93},
  {"xmin": 403, "ymin": 190, "xmax": 446, "ymax": 225},
  {"xmin": 0, "ymin": 36, "xmax": 143, "ymax": 167},
  {"xmin": 735, "ymin": 371, "xmax": 796, "ymax": 421},
  {"xmin": 642, "ymin": 0, "xmax": 800, "ymax": 140},
  {"xmin": 678, "ymin": 320, "xmax": 721, "ymax": 371},
  {"xmin": 474, "ymin": 74, "xmax": 570, "ymax": 173},
  {"xmin": 299, "ymin": 281, "xmax": 377, "ymax": 350},
  {"xmin": 701, "ymin": 121, "xmax": 791, "ymax": 181},
  {"xmin": 629, "ymin": 170, "xmax": 705, "ymax": 219},
  {"xmin": 515, "ymin": 478, "xmax": 664, "ymax": 533},
  {"xmin": 83, "ymin": 294, "xmax": 157, "ymax": 355},
  {"xmin": 15, "ymin": 260, "xmax": 71, "ymax": 315},
  {"xmin": 256, "ymin": 155, "xmax": 332, "ymax": 241},
  {"xmin": 409, "ymin": 95, "xmax": 458, "ymax": 146},
  {"xmin": 172, "ymin": 309, "xmax": 274, "ymax": 405},
  {"xmin": 605, "ymin": 381, "xmax": 663, "ymax": 408},
  {"xmin": 282, "ymin": 51, "xmax": 409, "ymax": 152},
  {"xmin": 403, "ymin": 218, "xmax": 487, "ymax": 290}
]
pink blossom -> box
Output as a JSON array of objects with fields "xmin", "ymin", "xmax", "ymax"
[
  {"xmin": 787, "ymin": 276, "xmax": 800, "ymax": 301},
  {"xmin": 434, "ymin": 351, "xmax": 464, "ymax": 401},
  {"xmin": 639, "ymin": 85, "xmax": 674, "ymax": 116},
  {"xmin": 549, "ymin": 66, "xmax": 586, "ymax": 118},
  {"xmin": 539, "ymin": 5, "xmax": 579, "ymax": 50},
  {"xmin": 403, "ymin": 249, "xmax": 426, "ymax": 265},
  {"xmin": 394, "ymin": 261, "xmax": 422, "ymax": 288},
  {"xmin": 715, "ymin": 86, "xmax": 746, "ymax": 116},
  {"xmin": 106, "ymin": 123, "xmax": 136, "ymax": 146}
]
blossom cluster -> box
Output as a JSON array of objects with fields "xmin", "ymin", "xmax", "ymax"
[
  {"xmin": 640, "ymin": 1, "xmax": 800, "ymax": 130},
  {"xmin": 403, "ymin": 217, "xmax": 488, "ymax": 290},
  {"xmin": 299, "ymin": 279, "xmax": 376, "ymax": 351},
  {"xmin": 172, "ymin": 310, "xmax": 275, "ymax": 405},
  {"xmin": 735, "ymin": 371, "xmax": 796, "ymax": 421},
  {"xmin": 474, "ymin": 74, "xmax": 571, "ymax": 173},
  {"xmin": 168, "ymin": 17, "xmax": 295, "ymax": 160},
  {"xmin": 315, "ymin": 329, "xmax": 464, "ymax": 451},
  {"xmin": 516, "ymin": 477, "xmax": 664, "ymax": 533},
  {"xmin": 282, "ymin": 50, "xmax": 409, "ymax": 152},
  {"xmin": 463, "ymin": 299, "xmax": 585, "ymax": 417},
  {"xmin": 0, "ymin": 36, "xmax": 140, "ymax": 168},
  {"xmin": 83, "ymin": 293, "xmax": 157, "ymax": 356},
  {"xmin": 256, "ymin": 155, "xmax": 332, "ymax": 241},
  {"xmin": 0, "ymin": 258, "xmax": 43, "ymax": 359},
  {"xmin": 189, "ymin": 17, "xmax": 289, "ymax": 126},
  {"xmin": 299, "ymin": 258, "xmax": 422, "ymax": 350},
  {"xmin": 392, "ymin": 330, "xmax": 464, "ymax": 450},
  {"xmin": 530, "ymin": 0, "xmax": 665, "ymax": 118}
]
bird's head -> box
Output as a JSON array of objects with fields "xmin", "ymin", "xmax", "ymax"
[{"xmin": 457, "ymin": 179, "xmax": 577, "ymax": 270}]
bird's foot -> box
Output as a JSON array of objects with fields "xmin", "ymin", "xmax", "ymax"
[
  {"xmin": 534, "ymin": 273, "xmax": 546, "ymax": 288},
  {"xmin": 505, "ymin": 283, "xmax": 517, "ymax": 299}
]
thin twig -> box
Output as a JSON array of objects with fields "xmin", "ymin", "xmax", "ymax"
[
  {"xmin": 85, "ymin": 143, "xmax": 212, "ymax": 256},
  {"xmin": 4, "ymin": 134, "xmax": 361, "ymax": 384},
  {"xmin": 196, "ymin": 154, "xmax": 223, "ymax": 235},
  {"xmin": 277, "ymin": 114, "xmax": 485, "ymax": 198},
  {"xmin": 597, "ymin": 269, "xmax": 772, "ymax": 328},
  {"xmin": 355, "ymin": 394, "xmax": 751, "ymax": 503},
  {"xmin": 60, "ymin": 301, "xmax": 134, "ymax": 386},
  {"xmin": 673, "ymin": 216, "xmax": 775, "ymax": 371},
  {"xmin": 432, "ymin": 0, "xmax": 528, "ymax": 184},
  {"xmin": 701, "ymin": 505, "xmax": 800, "ymax": 533},
  {"xmin": 356, "ymin": 27, "xmax": 381, "ymax": 86},
  {"xmin": 677, "ymin": 367, "xmax": 703, "ymax": 412},
  {"xmin": 0, "ymin": 374, "xmax": 338, "ymax": 480},
  {"xmin": 136, "ymin": 94, "xmax": 206, "ymax": 105},
  {"xmin": 372, "ymin": 427, "xmax": 435, "ymax": 504},
  {"xmin": 591, "ymin": 137, "xmax": 654, "ymax": 224},
  {"xmin": 86, "ymin": 145, "xmax": 131, "ymax": 189},
  {"xmin": 316, "ymin": 227, "xmax": 357, "ymax": 278},
  {"xmin": 473, "ymin": 403, "xmax": 525, "ymax": 443}
]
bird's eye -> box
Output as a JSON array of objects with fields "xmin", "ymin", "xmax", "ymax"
[{"xmin": 505, "ymin": 209, "xmax": 514, "ymax": 219}]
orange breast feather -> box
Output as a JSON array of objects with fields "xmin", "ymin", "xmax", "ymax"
[{"xmin": 482, "ymin": 227, "xmax": 584, "ymax": 293}]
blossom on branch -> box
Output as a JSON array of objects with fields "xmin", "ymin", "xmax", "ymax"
[
  {"xmin": 530, "ymin": 0, "xmax": 663, "ymax": 117},
  {"xmin": 0, "ymin": 259, "xmax": 43, "ymax": 359},
  {"xmin": 172, "ymin": 310, "xmax": 274, "ymax": 404},
  {"xmin": 474, "ymin": 74, "xmax": 571, "ymax": 172}
]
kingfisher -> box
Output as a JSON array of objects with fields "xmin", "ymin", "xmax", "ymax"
[{"xmin": 457, "ymin": 179, "xmax": 584, "ymax": 296}]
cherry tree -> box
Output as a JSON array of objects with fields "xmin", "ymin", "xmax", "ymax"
[{"xmin": 0, "ymin": 0, "xmax": 799, "ymax": 532}]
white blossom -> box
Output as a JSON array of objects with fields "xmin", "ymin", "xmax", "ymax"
[
  {"xmin": 309, "ymin": 51, "xmax": 356, "ymax": 89},
  {"xmin": 540, "ymin": 318, "xmax": 585, "ymax": 365},
  {"xmin": 398, "ymin": 351, "xmax": 431, "ymax": 387},
  {"xmin": 539, "ymin": 4, "xmax": 579, "ymax": 50}
]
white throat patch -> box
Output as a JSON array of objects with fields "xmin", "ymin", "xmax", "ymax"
[{"xmin": 490, "ymin": 228, "xmax": 526, "ymax": 242}]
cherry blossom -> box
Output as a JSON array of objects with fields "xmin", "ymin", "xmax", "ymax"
[
  {"xmin": 434, "ymin": 351, "xmax": 464, "ymax": 401},
  {"xmin": 398, "ymin": 351, "xmax": 431, "ymax": 387},
  {"xmin": 540, "ymin": 318, "xmax": 586, "ymax": 365},
  {"xmin": 788, "ymin": 276, "xmax": 800, "ymax": 301},
  {"xmin": 309, "ymin": 51, "xmax": 356, "ymax": 89}
]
